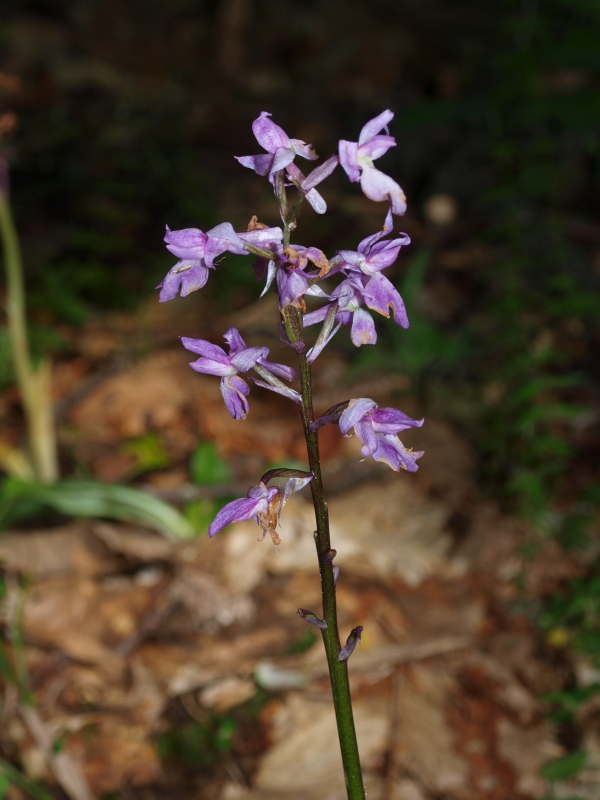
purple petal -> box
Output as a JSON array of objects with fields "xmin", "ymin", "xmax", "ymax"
[
  {"xmin": 269, "ymin": 146, "xmax": 296, "ymax": 176},
  {"xmin": 360, "ymin": 167, "xmax": 407, "ymax": 215},
  {"xmin": 248, "ymin": 482, "xmax": 277, "ymax": 503},
  {"xmin": 339, "ymin": 398, "xmax": 378, "ymax": 434},
  {"xmin": 337, "ymin": 249, "xmax": 365, "ymax": 269},
  {"xmin": 223, "ymin": 327, "xmax": 247, "ymax": 355},
  {"xmin": 208, "ymin": 495, "xmax": 266, "ymax": 537},
  {"xmin": 370, "ymin": 433, "xmax": 423, "ymax": 472},
  {"xmin": 182, "ymin": 337, "xmax": 229, "ymax": 361},
  {"xmin": 301, "ymin": 156, "xmax": 339, "ymax": 192},
  {"xmin": 252, "ymin": 112, "xmax": 290, "ymax": 153},
  {"xmin": 371, "ymin": 407, "xmax": 424, "ymax": 434},
  {"xmin": 239, "ymin": 227, "xmax": 284, "ymax": 246},
  {"xmin": 286, "ymin": 162, "xmax": 329, "ymax": 214},
  {"xmin": 164, "ymin": 227, "xmax": 207, "ymax": 260},
  {"xmin": 157, "ymin": 260, "xmax": 210, "ymax": 302},
  {"xmin": 357, "ymin": 207, "xmax": 395, "ymax": 253},
  {"xmin": 221, "ymin": 375, "xmax": 251, "ymax": 419},
  {"xmin": 277, "ymin": 270, "xmax": 309, "ymax": 308},
  {"xmin": 285, "ymin": 161, "xmax": 305, "ymax": 184},
  {"xmin": 189, "ymin": 357, "xmax": 235, "ymax": 377},
  {"xmin": 235, "ymin": 153, "xmax": 274, "ymax": 176},
  {"xmin": 366, "ymin": 239, "xmax": 410, "ymax": 272},
  {"xmin": 205, "ymin": 222, "xmax": 247, "ymax": 264},
  {"xmin": 354, "ymin": 418, "xmax": 378, "ymax": 455},
  {"xmin": 362, "ymin": 273, "xmax": 409, "ymax": 328},
  {"xmin": 302, "ymin": 305, "xmax": 331, "ymax": 327},
  {"xmin": 230, "ymin": 346, "xmax": 270, "ymax": 373},
  {"xmin": 358, "ymin": 110, "xmax": 394, "ymax": 145},
  {"xmin": 305, "ymin": 187, "xmax": 327, "ymax": 214},
  {"xmin": 289, "ymin": 138, "xmax": 318, "ymax": 160},
  {"xmin": 358, "ymin": 134, "xmax": 396, "ymax": 161},
  {"xmin": 338, "ymin": 140, "xmax": 360, "ymax": 182}
]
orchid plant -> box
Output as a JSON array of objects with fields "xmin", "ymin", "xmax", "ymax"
[{"xmin": 158, "ymin": 110, "xmax": 423, "ymax": 800}]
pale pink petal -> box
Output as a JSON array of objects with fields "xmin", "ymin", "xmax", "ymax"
[
  {"xmin": 360, "ymin": 167, "xmax": 407, "ymax": 215},
  {"xmin": 358, "ymin": 110, "xmax": 394, "ymax": 145},
  {"xmin": 252, "ymin": 112, "xmax": 290, "ymax": 153}
]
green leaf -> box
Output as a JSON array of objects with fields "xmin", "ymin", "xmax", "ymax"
[
  {"xmin": 0, "ymin": 478, "xmax": 194, "ymax": 538},
  {"xmin": 540, "ymin": 750, "xmax": 587, "ymax": 781},
  {"xmin": 0, "ymin": 758, "xmax": 55, "ymax": 800},
  {"xmin": 121, "ymin": 433, "xmax": 170, "ymax": 475},
  {"xmin": 190, "ymin": 441, "xmax": 231, "ymax": 486},
  {"xmin": 0, "ymin": 774, "xmax": 10, "ymax": 800}
]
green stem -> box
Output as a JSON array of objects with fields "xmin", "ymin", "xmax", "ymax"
[
  {"xmin": 276, "ymin": 183, "xmax": 364, "ymax": 798},
  {"xmin": 0, "ymin": 190, "xmax": 58, "ymax": 483},
  {"xmin": 284, "ymin": 304, "xmax": 365, "ymax": 800}
]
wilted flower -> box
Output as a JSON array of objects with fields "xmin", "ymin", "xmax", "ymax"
[
  {"xmin": 275, "ymin": 244, "xmax": 330, "ymax": 308},
  {"xmin": 298, "ymin": 609, "xmax": 328, "ymax": 630},
  {"xmin": 338, "ymin": 626, "xmax": 364, "ymax": 662},
  {"xmin": 208, "ymin": 472, "xmax": 313, "ymax": 543},
  {"xmin": 339, "ymin": 110, "xmax": 407, "ymax": 215},
  {"xmin": 339, "ymin": 398, "xmax": 424, "ymax": 472}
]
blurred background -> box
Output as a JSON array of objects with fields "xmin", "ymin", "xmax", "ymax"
[
  {"xmin": 0, "ymin": 1, "xmax": 599, "ymax": 798},
  {"xmin": 1, "ymin": 0, "xmax": 598, "ymax": 524}
]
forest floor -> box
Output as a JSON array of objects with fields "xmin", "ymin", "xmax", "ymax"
[{"xmin": 1, "ymin": 297, "xmax": 598, "ymax": 800}]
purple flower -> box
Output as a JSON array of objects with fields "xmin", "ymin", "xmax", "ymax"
[
  {"xmin": 339, "ymin": 110, "xmax": 407, "ymax": 215},
  {"xmin": 208, "ymin": 474, "xmax": 313, "ymax": 543},
  {"xmin": 182, "ymin": 328, "xmax": 299, "ymax": 419},
  {"xmin": 339, "ymin": 398, "xmax": 424, "ymax": 472},
  {"xmin": 236, "ymin": 112, "xmax": 318, "ymax": 184},
  {"xmin": 158, "ymin": 222, "xmax": 254, "ymax": 302},
  {"xmin": 337, "ymin": 208, "xmax": 410, "ymax": 328}
]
